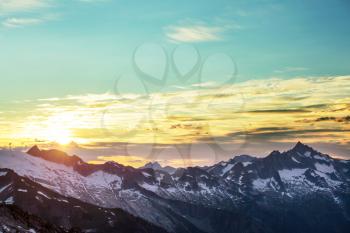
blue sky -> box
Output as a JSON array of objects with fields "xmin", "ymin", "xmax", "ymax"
[
  {"xmin": 1, "ymin": 0, "xmax": 350, "ymax": 101},
  {"xmin": 1, "ymin": 0, "xmax": 350, "ymax": 166}
]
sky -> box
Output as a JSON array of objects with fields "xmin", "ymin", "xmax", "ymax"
[{"xmin": 0, "ymin": 0, "xmax": 350, "ymax": 167}]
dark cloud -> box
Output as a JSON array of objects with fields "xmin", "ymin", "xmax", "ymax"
[
  {"xmin": 254, "ymin": 127, "xmax": 292, "ymax": 131},
  {"xmin": 338, "ymin": 116, "xmax": 350, "ymax": 122},
  {"xmin": 197, "ymin": 128, "xmax": 350, "ymax": 145},
  {"xmin": 304, "ymin": 104, "xmax": 329, "ymax": 109},
  {"xmin": 315, "ymin": 117, "xmax": 337, "ymax": 122},
  {"xmin": 277, "ymin": 95, "xmax": 309, "ymax": 101},
  {"xmin": 244, "ymin": 128, "xmax": 349, "ymax": 140},
  {"xmin": 244, "ymin": 104, "xmax": 333, "ymax": 115},
  {"xmin": 300, "ymin": 115, "xmax": 350, "ymax": 123},
  {"xmin": 169, "ymin": 124, "xmax": 203, "ymax": 130},
  {"xmin": 245, "ymin": 109, "xmax": 310, "ymax": 113}
]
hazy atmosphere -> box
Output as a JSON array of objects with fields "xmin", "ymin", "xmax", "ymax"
[
  {"xmin": 1, "ymin": 1, "xmax": 350, "ymax": 233},
  {"xmin": 1, "ymin": 0, "xmax": 350, "ymax": 167}
]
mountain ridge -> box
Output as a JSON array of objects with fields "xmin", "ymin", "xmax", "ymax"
[
  {"xmin": 25, "ymin": 141, "xmax": 346, "ymax": 170},
  {"xmin": 0, "ymin": 168, "xmax": 168, "ymax": 233},
  {"xmin": 0, "ymin": 142, "xmax": 349, "ymax": 233}
]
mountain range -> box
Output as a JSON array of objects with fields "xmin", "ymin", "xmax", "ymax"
[{"xmin": 0, "ymin": 142, "xmax": 349, "ymax": 233}]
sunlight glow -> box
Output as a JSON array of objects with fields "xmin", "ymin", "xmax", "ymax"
[
  {"xmin": 44, "ymin": 127, "xmax": 73, "ymax": 145},
  {"xmin": 3, "ymin": 76, "xmax": 350, "ymax": 152}
]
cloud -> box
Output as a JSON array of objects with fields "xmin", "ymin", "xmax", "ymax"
[
  {"xmin": 2, "ymin": 75, "xmax": 350, "ymax": 160},
  {"xmin": 2, "ymin": 17, "xmax": 42, "ymax": 27},
  {"xmin": 0, "ymin": 1, "xmax": 60, "ymax": 28},
  {"xmin": 165, "ymin": 23, "xmax": 225, "ymax": 43},
  {"xmin": 197, "ymin": 128, "xmax": 350, "ymax": 149},
  {"xmin": 2, "ymin": 13, "xmax": 58, "ymax": 28},
  {"xmin": 78, "ymin": 0, "xmax": 109, "ymax": 2},
  {"xmin": 0, "ymin": 0, "xmax": 50, "ymax": 14},
  {"xmin": 235, "ymin": 128, "xmax": 349, "ymax": 141},
  {"xmin": 339, "ymin": 116, "xmax": 350, "ymax": 122},
  {"xmin": 315, "ymin": 116, "xmax": 337, "ymax": 122},
  {"xmin": 301, "ymin": 115, "xmax": 350, "ymax": 123},
  {"xmin": 89, "ymin": 155, "xmax": 150, "ymax": 167},
  {"xmin": 274, "ymin": 67, "xmax": 308, "ymax": 74},
  {"xmin": 164, "ymin": 17, "xmax": 242, "ymax": 43},
  {"xmin": 245, "ymin": 109, "xmax": 310, "ymax": 114},
  {"xmin": 191, "ymin": 81, "xmax": 217, "ymax": 87}
]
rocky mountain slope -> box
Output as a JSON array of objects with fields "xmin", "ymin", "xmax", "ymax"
[
  {"xmin": 0, "ymin": 142, "xmax": 349, "ymax": 233},
  {"xmin": 0, "ymin": 168, "xmax": 167, "ymax": 233},
  {"xmin": 0, "ymin": 204, "xmax": 73, "ymax": 233}
]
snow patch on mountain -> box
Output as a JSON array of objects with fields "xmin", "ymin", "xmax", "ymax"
[
  {"xmin": 37, "ymin": 191, "xmax": 51, "ymax": 199},
  {"xmin": 0, "ymin": 171, "xmax": 7, "ymax": 177},
  {"xmin": 242, "ymin": 162, "xmax": 252, "ymax": 167},
  {"xmin": 314, "ymin": 154, "xmax": 329, "ymax": 162},
  {"xmin": 252, "ymin": 178, "xmax": 270, "ymax": 190},
  {"xmin": 139, "ymin": 182, "xmax": 158, "ymax": 192},
  {"xmin": 315, "ymin": 163, "xmax": 335, "ymax": 173},
  {"xmin": 279, "ymin": 168, "xmax": 307, "ymax": 180},
  {"xmin": 0, "ymin": 183, "xmax": 12, "ymax": 193},
  {"xmin": 142, "ymin": 172, "xmax": 152, "ymax": 178},
  {"xmin": 291, "ymin": 157, "xmax": 301, "ymax": 163},
  {"xmin": 4, "ymin": 196, "xmax": 14, "ymax": 205},
  {"xmin": 221, "ymin": 163, "xmax": 235, "ymax": 175}
]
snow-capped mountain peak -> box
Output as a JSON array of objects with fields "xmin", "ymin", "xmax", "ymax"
[
  {"xmin": 141, "ymin": 162, "xmax": 176, "ymax": 174},
  {"xmin": 0, "ymin": 142, "xmax": 349, "ymax": 233},
  {"xmin": 27, "ymin": 145, "xmax": 83, "ymax": 167},
  {"xmin": 143, "ymin": 162, "xmax": 162, "ymax": 169}
]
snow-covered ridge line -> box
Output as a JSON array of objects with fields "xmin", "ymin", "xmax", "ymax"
[
  {"xmin": 16, "ymin": 141, "xmax": 345, "ymax": 174},
  {"xmin": 0, "ymin": 142, "xmax": 349, "ymax": 233}
]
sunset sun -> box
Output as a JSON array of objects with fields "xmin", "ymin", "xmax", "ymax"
[{"xmin": 45, "ymin": 127, "xmax": 73, "ymax": 145}]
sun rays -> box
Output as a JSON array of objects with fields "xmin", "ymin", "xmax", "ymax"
[{"xmin": 0, "ymin": 75, "xmax": 349, "ymax": 160}]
